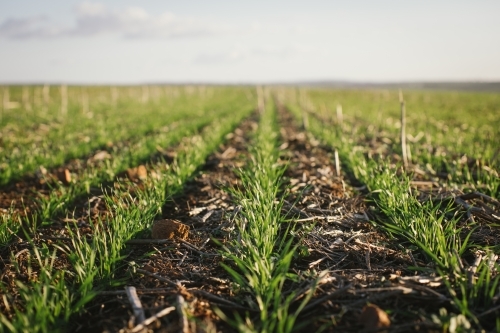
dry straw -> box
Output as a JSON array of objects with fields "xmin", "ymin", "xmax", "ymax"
[
  {"xmin": 399, "ymin": 89, "xmax": 408, "ymax": 169},
  {"xmin": 60, "ymin": 85, "xmax": 68, "ymax": 116}
]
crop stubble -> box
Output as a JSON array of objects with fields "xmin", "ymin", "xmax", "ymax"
[
  {"xmin": 1, "ymin": 89, "xmax": 499, "ymax": 332},
  {"xmin": 0, "ymin": 110, "xmax": 440, "ymax": 332},
  {"xmin": 66, "ymin": 108, "xmax": 442, "ymax": 332}
]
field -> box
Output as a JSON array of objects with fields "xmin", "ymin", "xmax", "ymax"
[{"xmin": 0, "ymin": 85, "xmax": 499, "ymax": 332}]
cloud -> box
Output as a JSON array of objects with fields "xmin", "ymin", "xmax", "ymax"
[
  {"xmin": 0, "ymin": 1, "xmax": 222, "ymax": 39},
  {"xmin": 194, "ymin": 50, "xmax": 246, "ymax": 64},
  {"xmin": 250, "ymin": 45, "xmax": 303, "ymax": 58},
  {"xmin": 194, "ymin": 44, "xmax": 311, "ymax": 65},
  {"xmin": 71, "ymin": 2, "xmax": 219, "ymax": 38},
  {"xmin": 0, "ymin": 16, "xmax": 66, "ymax": 38}
]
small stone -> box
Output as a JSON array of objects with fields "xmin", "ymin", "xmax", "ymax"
[
  {"xmin": 220, "ymin": 147, "xmax": 237, "ymax": 159},
  {"xmin": 56, "ymin": 169, "xmax": 71, "ymax": 184},
  {"xmin": 126, "ymin": 168, "xmax": 135, "ymax": 180},
  {"xmin": 126, "ymin": 165, "xmax": 148, "ymax": 181},
  {"xmin": 142, "ymin": 264, "xmax": 157, "ymax": 273},
  {"xmin": 359, "ymin": 304, "xmax": 391, "ymax": 330},
  {"xmin": 151, "ymin": 219, "xmax": 189, "ymax": 240},
  {"xmin": 91, "ymin": 151, "xmax": 111, "ymax": 161},
  {"xmin": 332, "ymin": 238, "xmax": 344, "ymax": 246},
  {"xmin": 136, "ymin": 165, "xmax": 147, "ymax": 180}
]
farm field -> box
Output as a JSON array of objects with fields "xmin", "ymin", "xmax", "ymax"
[{"xmin": 0, "ymin": 85, "xmax": 499, "ymax": 332}]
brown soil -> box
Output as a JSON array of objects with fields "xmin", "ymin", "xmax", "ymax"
[
  {"xmin": 0, "ymin": 119, "xmax": 203, "ymax": 223},
  {"xmin": 0, "ymin": 177, "xmax": 47, "ymax": 217},
  {"xmin": 276, "ymin": 107, "xmax": 447, "ymax": 332},
  {"xmin": 65, "ymin": 109, "xmax": 444, "ymax": 332},
  {"xmin": 66, "ymin": 116, "xmax": 258, "ymax": 333},
  {"xmin": 3, "ymin": 108, "xmax": 496, "ymax": 332}
]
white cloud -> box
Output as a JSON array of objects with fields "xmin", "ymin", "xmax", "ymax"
[
  {"xmin": 0, "ymin": 1, "xmax": 222, "ymax": 39},
  {"xmin": 194, "ymin": 44, "xmax": 312, "ymax": 65},
  {"xmin": 194, "ymin": 49, "xmax": 246, "ymax": 65},
  {"xmin": 250, "ymin": 44, "xmax": 308, "ymax": 58},
  {"xmin": 0, "ymin": 16, "xmax": 66, "ymax": 38},
  {"xmin": 77, "ymin": 2, "xmax": 107, "ymax": 16}
]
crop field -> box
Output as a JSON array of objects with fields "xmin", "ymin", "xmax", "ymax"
[{"xmin": 0, "ymin": 85, "xmax": 499, "ymax": 332}]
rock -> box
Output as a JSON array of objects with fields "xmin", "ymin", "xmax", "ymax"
[
  {"xmin": 359, "ymin": 304, "xmax": 391, "ymax": 330},
  {"xmin": 55, "ymin": 169, "xmax": 71, "ymax": 184},
  {"xmin": 136, "ymin": 165, "xmax": 147, "ymax": 180},
  {"xmin": 142, "ymin": 264, "xmax": 157, "ymax": 273},
  {"xmin": 151, "ymin": 219, "xmax": 189, "ymax": 240},
  {"xmin": 126, "ymin": 165, "xmax": 147, "ymax": 181},
  {"xmin": 91, "ymin": 151, "xmax": 111, "ymax": 161},
  {"xmin": 220, "ymin": 147, "xmax": 237, "ymax": 159}
]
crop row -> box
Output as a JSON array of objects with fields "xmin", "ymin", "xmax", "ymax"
[
  {"xmin": 0, "ymin": 88, "xmax": 250, "ymax": 242},
  {"xmin": 218, "ymin": 90, "xmax": 315, "ymax": 332},
  {"xmin": 1, "ymin": 85, "xmax": 499, "ymax": 332},
  {"xmin": 0, "ymin": 87, "xmax": 254, "ymax": 332},
  {"xmin": 283, "ymin": 88, "xmax": 500, "ymax": 331},
  {"xmin": 299, "ymin": 88, "xmax": 499, "ymax": 194},
  {"xmin": 0, "ymin": 86, "xmax": 227, "ymax": 185}
]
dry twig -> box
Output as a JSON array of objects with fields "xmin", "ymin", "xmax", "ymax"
[
  {"xmin": 125, "ymin": 286, "xmax": 146, "ymax": 324},
  {"xmin": 126, "ymin": 306, "xmax": 176, "ymax": 333},
  {"xmin": 177, "ymin": 295, "xmax": 190, "ymax": 333}
]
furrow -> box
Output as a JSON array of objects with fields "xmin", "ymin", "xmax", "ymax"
[
  {"xmin": 284, "ymin": 89, "xmax": 500, "ymax": 332},
  {"xmin": 0, "ymin": 95, "xmax": 253, "ymax": 332}
]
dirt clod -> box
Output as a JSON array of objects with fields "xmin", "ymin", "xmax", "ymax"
[
  {"xmin": 359, "ymin": 304, "xmax": 391, "ymax": 330},
  {"xmin": 126, "ymin": 165, "xmax": 148, "ymax": 181},
  {"xmin": 151, "ymin": 219, "xmax": 189, "ymax": 240},
  {"xmin": 90, "ymin": 150, "xmax": 111, "ymax": 161},
  {"xmin": 55, "ymin": 168, "xmax": 72, "ymax": 184}
]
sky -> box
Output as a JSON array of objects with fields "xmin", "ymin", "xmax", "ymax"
[{"xmin": 0, "ymin": 0, "xmax": 499, "ymax": 84}]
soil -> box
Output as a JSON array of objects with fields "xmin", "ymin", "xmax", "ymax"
[
  {"xmin": 67, "ymin": 110, "xmax": 443, "ymax": 332},
  {"xmin": 67, "ymin": 116, "xmax": 258, "ymax": 333},
  {"xmin": 1, "ymin": 108, "xmax": 498, "ymax": 332}
]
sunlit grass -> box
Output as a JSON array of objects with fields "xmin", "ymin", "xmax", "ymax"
[
  {"xmin": 0, "ymin": 87, "xmax": 254, "ymax": 333},
  {"xmin": 219, "ymin": 93, "xmax": 315, "ymax": 332},
  {"xmin": 285, "ymin": 87, "xmax": 500, "ymax": 331}
]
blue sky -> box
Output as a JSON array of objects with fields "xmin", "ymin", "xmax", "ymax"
[{"xmin": 1, "ymin": 1, "xmax": 499, "ymax": 84}]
